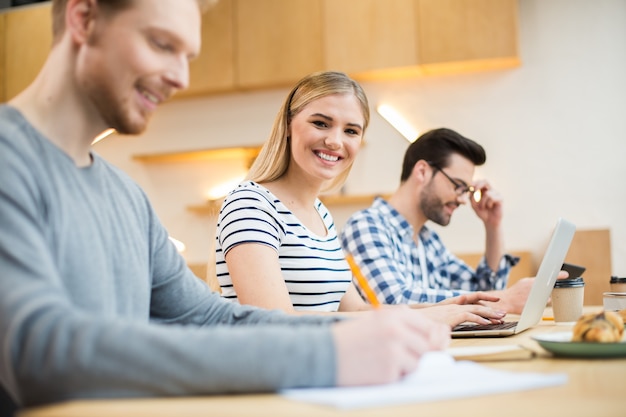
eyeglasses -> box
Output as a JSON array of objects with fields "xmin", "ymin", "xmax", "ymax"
[{"xmin": 427, "ymin": 162, "xmax": 475, "ymax": 197}]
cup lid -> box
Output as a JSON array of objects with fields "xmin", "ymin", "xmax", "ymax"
[
  {"xmin": 610, "ymin": 276, "xmax": 626, "ymax": 283},
  {"xmin": 554, "ymin": 277, "xmax": 585, "ymax": 288}
]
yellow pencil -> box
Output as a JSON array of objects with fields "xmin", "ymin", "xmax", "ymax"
[{"xmin": 345, "ymin": 255, "xmax": 381, "ymax": 308}]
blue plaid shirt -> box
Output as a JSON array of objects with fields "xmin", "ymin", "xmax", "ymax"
[{"xmin": 340, "ymin": 198, "xmax": 518, "ymax": 304}]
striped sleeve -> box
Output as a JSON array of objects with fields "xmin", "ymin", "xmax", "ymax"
[{"xmin": 217, "ymin": 185, "xmax": 284, "ymax": 256}]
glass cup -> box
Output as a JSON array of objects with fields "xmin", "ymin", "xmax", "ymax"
[
  {"xmin": 551, "ymin": 277, "xmax": 585, "ymax": 323},
  {"xmin": 603, "ymin": 292, "xmax": 626, "ymax": 312}
]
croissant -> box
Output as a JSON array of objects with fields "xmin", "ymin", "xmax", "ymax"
[{"xmin": 572, "ymin": 311, "xmax": 624, "ymax": 343}]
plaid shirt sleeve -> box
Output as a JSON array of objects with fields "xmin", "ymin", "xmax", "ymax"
[
  {"xmin": 340, "ymin": 204, "xmax": 458, "ymax": 304},
  {"xmin": 340, "ymin": 199, "xmax": 519, "ymax": 305}
]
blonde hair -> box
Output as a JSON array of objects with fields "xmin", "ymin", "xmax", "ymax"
[{"xmin": 247, "ymin": 71, "xmax": 370, "ymax": 193}]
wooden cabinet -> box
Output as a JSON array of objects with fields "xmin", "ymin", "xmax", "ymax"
[
  {"xmin": 323, "ymin": 0, "xmax": 519, "ymax": 80},
  {"xmin": 177, "ymin": 0, "xmax": 236, "ymax": 98},
  {"xmin": 234, "ymin": 0, "xmax": 324, "ymax": 89},
  {"xmin": 0, "ymin": 2, "xmax": 234, "ymax": 101},
  {"xmin": 414, "ymin": 0, "xmax": 519, "ymax": 74},
  {"xmin": 322, "ymin": 0, "xmax": 418, "ymax": 76},
  {"xmin": 1, "ymin": 2, "xmax": 52, "ymax": 102},
  {"xmin": 0, "ymin": 13, "xmax": 5, "ymax": 102},
  {"xmin": 1, "ymin": 0, "xmax": 519, "ymax": 101}
]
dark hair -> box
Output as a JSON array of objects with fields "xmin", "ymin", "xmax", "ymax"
[{"xmin": 400, "ymin": 128, "xmax": 486, "ymax": 182}]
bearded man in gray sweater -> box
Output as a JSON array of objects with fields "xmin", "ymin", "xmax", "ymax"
[{"xmin": 0, "ymin": 0, "xmax": 449, "ymax": 412}]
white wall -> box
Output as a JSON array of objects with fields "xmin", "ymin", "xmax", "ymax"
[{"xmin": 94, "ymin": 0, "xmax": 626, "ymax": 276}]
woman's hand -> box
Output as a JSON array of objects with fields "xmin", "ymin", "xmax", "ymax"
[
  {"xmin": 417, "ymin": 304, "xmax": 507, "ymax": 328},
  {"xmin": 436, "ymin": 292, "xmax": 500, "ymax": 306}
]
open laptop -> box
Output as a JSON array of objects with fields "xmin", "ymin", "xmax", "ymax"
[{"xmin": 451, "ymin": 217, "xmax": 576, "ymax": 338}]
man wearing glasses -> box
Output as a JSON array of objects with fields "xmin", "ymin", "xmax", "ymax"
[{"xmin": 341, "ymin": 128, "xmax": 531, "ymax": 314}]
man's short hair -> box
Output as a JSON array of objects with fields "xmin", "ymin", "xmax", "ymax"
[{"xmin": 400, "ymin": 128, "xmax": 486, "ymax": 182}]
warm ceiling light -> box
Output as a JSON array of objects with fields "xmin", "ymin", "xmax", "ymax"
[
  {"xmin": 169, "ymin": 236, "xmax": 186, "ymax": 253},
  {"xmin": 206, "ymin": 175, "xmax": 246, "ymax": 201},
  {"xmin": 376, "ymin": 104, "xmax": 418, "ymax": 142},
  {"xmin": 92, "ymin": 128, "xmax": 116, "ymax": 144}
]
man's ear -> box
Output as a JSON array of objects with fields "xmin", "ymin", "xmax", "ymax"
[
  {"xmin": 412, "ymin": 160, "xmax": 431, "ymax": 184},
  {"xmin": 65, "ymin": 0, "xmax": 98, "ymax": 44}
]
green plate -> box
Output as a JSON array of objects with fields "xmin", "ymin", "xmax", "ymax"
[{"xmin": 532, "ymin": 332, "xmax": 626, "ymax": 358}]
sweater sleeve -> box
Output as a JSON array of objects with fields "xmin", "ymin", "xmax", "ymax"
[{"xmin": 1, "ymin": 289, "xmax": 338, "ymax": 406}]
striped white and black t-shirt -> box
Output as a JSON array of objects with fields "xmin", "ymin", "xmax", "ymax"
[{"xmin": 216, "ymin": 181, "xmax": 351, "ymax": 312}]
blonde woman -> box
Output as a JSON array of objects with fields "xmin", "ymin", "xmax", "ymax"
[{"xmin": 215, "ymin": 71, "xmax": 504, "ymax": 327}]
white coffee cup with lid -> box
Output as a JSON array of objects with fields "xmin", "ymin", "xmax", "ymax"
[{"xmin": 551, "ymin": 277, "xmax": 585, "ymax": 323}]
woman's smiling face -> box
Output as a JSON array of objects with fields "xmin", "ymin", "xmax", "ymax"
[{"xmin": 287, "ymin": 93, "xmax": 365, "ymax": 185}]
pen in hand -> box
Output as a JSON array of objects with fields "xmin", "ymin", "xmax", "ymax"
[{"xmin": 345, "ymin": 255, "xmax": 381, "ymax": 309}]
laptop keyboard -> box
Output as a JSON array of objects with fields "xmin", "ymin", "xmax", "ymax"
[{"xmin": 453, "ymin": 321, "xmax": 518, "ymax": 332}]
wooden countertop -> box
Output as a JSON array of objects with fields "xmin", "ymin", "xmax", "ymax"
[{"xmin": 18, "ymin": 307, "xmax": 625, "ymax": 417}]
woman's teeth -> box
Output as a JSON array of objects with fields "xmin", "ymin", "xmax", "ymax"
[{"xmin": 316, "ymin": 152, "xmax": 338, "ymax": 162}]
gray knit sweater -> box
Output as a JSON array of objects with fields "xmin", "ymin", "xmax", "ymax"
[{"xmin": 0, "ymin": 106, "xmax": 337, "ymax": 407}]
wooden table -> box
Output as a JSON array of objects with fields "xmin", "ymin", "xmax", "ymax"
[{"xmin": 18, "ymin": 307, "xmax": 626, "ymax": 417}]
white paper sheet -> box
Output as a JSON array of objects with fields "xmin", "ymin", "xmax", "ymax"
[{"xmin": 280, "ymin": 352, "xmax": 567, "ymax": 409}]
